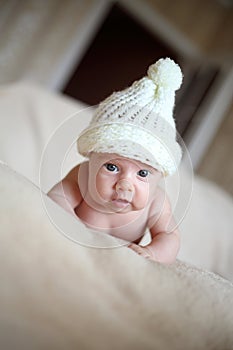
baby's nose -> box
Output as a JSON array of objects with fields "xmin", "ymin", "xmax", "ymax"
[{"xmin": 116, "ymin": 179, "xmax": 134, "ymax": 194}]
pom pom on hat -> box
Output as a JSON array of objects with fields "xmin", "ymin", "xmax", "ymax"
[
  {"xmin": 147, "ymin": 57, "xmax": 183, "ymax": 91},
  {"xmin": 78, "ymin": 57, "xmax": 183, "ymax": 176}
]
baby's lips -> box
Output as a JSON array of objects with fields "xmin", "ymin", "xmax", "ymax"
[
  {"xmin": 115, "ymin": 191, "xmax": 133, "ymax": 203},
  {"xmin": 111, "ymin": 198, "xmax": 130, "ymax": 209}
]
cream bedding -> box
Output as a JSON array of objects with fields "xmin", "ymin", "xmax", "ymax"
[
  {"xmin": 0, "ymin": 83, "xmax": 233, "ymax": 349},
  {"xmin": 0, "ymin": 163, "xmax": 233, "ymax": 350}
]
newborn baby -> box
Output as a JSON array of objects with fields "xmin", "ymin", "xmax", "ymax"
[{"xmin": 48, "ymin": 58, "xmax": 183, "ymax": 264}]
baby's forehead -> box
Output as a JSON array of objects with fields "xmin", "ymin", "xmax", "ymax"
[{"xmin": 90, "ymin": 152, "xmax": 156, "ymax": 172}]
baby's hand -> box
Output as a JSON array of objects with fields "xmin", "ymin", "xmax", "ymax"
[{"xmin": 128, "ymin": 243, "xmax": 154, "ymax": 260}]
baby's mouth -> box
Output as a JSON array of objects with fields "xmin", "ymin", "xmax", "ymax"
[{"xmin": 111, "ymin": 198, "xmax": 131, "ymax": 208}]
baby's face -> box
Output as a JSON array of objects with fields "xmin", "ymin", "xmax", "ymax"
[{"xmin": 87, "ymin": 153, "xmax": 161, "ymax": 213}]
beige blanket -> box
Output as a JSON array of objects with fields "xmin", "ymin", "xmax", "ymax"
[{"xmin": 0, "ymin": 163, "xmax": 233, "ymax": 350}]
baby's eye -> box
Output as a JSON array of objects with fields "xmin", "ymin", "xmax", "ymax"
[
  {"xmin": 137, "ymin": 169, "xmax": 149, "ymax": 178},
  {"xmin": 104, "ymin": 163, "xmax": 119, "ymax": 173}
]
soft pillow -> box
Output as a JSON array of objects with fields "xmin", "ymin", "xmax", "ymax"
[{"xmin": 0, "ymin": 163, "xmax": 233, "ymax": 350}]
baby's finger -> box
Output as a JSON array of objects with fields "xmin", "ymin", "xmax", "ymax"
[{"xmin": 128, "ymin": 244, "xmax": 151, "ymax": 258}]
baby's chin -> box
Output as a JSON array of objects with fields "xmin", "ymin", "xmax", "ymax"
[{"xmin": 109, "ymin": 201, "xmax": 132, "ymax": 214}]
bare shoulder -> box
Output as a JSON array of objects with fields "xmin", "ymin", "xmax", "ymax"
[
  {"xmin": 148, "ymin": 186, "xmax": 179, "ymax": 238},
  {"xmin": 48, "ymin": 161, "xmax": 89, "ymax": 211},
  {"xmin": 65, "ymin": 162, "xmax": 87, "ymax": 181},
  {"xmin": 149, "ymin": 187, "xmax": 171, "ymax": 212},
  {"xmin": 62, "ymin": 161, "xmax": 89, "ymax": 202},
  {"xmin": 148, "ymin": 187, "xmax": 172, "ymax": 225}
]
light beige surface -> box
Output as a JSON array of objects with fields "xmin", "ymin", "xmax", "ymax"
[
  {"xmin": 0, "ymin": 163, "xmax": 233, "ymax": 350},
  {"xmin": 197, "ymin": 104, "xmax": 233, "ymax": 196}
]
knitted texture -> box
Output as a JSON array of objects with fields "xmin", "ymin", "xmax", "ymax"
[{"xmin": 78, "ymin": 58, "xmax": 183, "ymax": 176}]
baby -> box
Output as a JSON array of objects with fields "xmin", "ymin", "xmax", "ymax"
[{"xmin": 48, "ymin": 58, "xmax": 183, "ymax": 264}]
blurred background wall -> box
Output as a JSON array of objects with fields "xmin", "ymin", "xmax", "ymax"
[{"xmin": 0, "ymin": 0, "xmax": 232, "ymax": 194}]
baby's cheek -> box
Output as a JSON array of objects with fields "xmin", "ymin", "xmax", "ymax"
[
  {"xmin": 134, "ymin": 189, "xmax": 149, "ymax": 209},
  {"xmin": 96, "ymin": 177, "xmax": 112, "ymax": 199}
]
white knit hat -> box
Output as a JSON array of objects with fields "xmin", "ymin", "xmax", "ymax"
[{"xmin": 77, "ymin": 58, "xmax": 183, "ymax": 176}]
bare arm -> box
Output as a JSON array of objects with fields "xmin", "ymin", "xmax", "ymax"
[
  {"xmin": 129, "ymin": 190, "xmax": 180, "ymax": 264},
  {"xmin": 47, "ymin": 165, "xmax": 83, "ymax": 216},
  {"xmin": 147, "ymin": 193, "xmax": 180, "ymax": 263}
]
